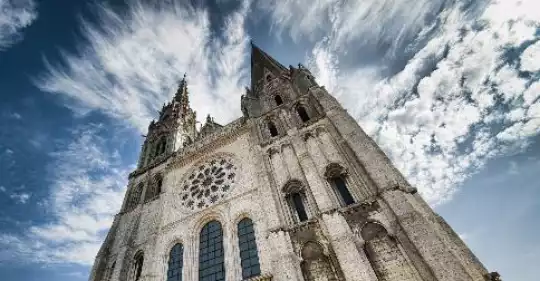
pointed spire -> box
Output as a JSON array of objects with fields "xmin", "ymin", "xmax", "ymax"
[
  {"xmin": 173, "ymin": 73, "xmax": 191, "ymax": 116},
  {"xmin": 250, "ymin": 42, "xmax": 287, "ymax": 92}
]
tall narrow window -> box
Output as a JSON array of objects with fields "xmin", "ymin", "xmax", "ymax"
[
  {"xmin": 133, "ymin": 252, "xmax": 144, "ymax": 281},
  {"xmin": 158, "ymin": 137, "xmax": 167, "ymax": 155},
  {"xmin": 268, "ymin": 121, "xmax": 278, "ymax": 137},
  {"xmin": 297, "ymin": 106, "xmax": 310, "ymax": 123},
  {"xmin": 238, "ymin": 218, "xmax": 261, "ymax": 279},
  {"xmin": 291, "ymin": 192, "xmax": 308, "ymax": 222},
  {"xmin": 155, "ymin": 175, "xmax": 163, "ymax": 195},
  {"xmin": 167, "ymin": 243, "xmax": 184, "ymax": 281},
  {"xmin": 331, "ymin": 177, "xmax": 355, "ymax": 206},
  {"xmin": 199, "ymin": 221, "xmax": 225, "ymax": 281},
  {"xmin": 274, "ymin": 95, "xmax": 283, "ymax": 105}
]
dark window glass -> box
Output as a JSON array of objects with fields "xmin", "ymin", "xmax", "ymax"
[
  {"xmin": 237, "ymin": 218, "xmax": 261, "ymax": 279},
  {"xmin": 297, "ymin": 106, "xmax": 310, "ymax": 123},
  {"xmin": 199, "ymin": 221, "xmax": 225, "ymax": 281},
  {"xmin": 156, "ymin": 176, "xmax": 163, "ymax": 194},
  {"xmin": 268, "ymin": 122, "xmax": 278, "ymax": 137},
  {"xmin": 274, "ymin": 95, "xmax": 283, "ymax": 105},
  {"xmin": 332, "ymin": 177, "xmax": 355, "ymax": 206},
  {"xmin": 291, "ymin": 192, "xmax": 308, "ymax": 222},
  {"xmin": 134, "ymin": 253, "xmax": 144, "ymax": 281},
  {"xmin": 167, "ymin": 244, "xmax": 184, "ymax": 281}
]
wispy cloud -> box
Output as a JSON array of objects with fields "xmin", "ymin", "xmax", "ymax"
[
  {"xmin": 9, "ymin": 192, "xmax": 31, "ymax": 204},
  {"xmin": 272, "ymin": 0, "xmax": 540, "ymax": 204},
  {"xmin": 36, "ymin": 0, "xmax": 250, "ymax": 132},
  {"xmin": 0, "ymin": 124, "xmax": 131, "ymax": 265},
  {"xmin": 0, "ymin": 0, "xmax": 38, "ymax": 50}
]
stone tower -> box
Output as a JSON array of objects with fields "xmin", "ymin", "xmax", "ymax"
[{"xmin": 89, "ymin": 44, "xmax": 498, "ymax": 281}]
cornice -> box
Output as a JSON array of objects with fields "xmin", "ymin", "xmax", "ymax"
[{"xmin": 166, "ymin": 117, "xmax": 250, "ymax": 171}]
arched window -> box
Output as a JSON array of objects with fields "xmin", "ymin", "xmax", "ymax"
[
  {"xmin": 155, "ymin": 176, "xmax": 163, "ymax": 194},
  {"xmin": 274, "ymin": 95, "xmax": 283, "ymax": 106},
  {"xmin": 291, "ymin": 192, "xmax": 309, "ymax": 222},
  {"xmin": 268, "ymin": 121, "xmax": 278, "ymax": 137},
  {"xmin": 167, "ymin": 243, "xmax": 184, "ymax": 281},
  {"xmin": 238, "ymin": 218, "xmax": 261, "ymax": 279},
  {"xmin": 297, "ymin": 106, "xmax": 310, "ymax": 123},
  {"xmin": 133, "ymin": 252, "xmax": 144, "ymax": 281},
  {"xmin": 330, "ymin": 176, "xmax": 355, "ymax": 206},
  {"xmin": 159, "ymin": 137, "xmax": 167, "ymax": 155},
  {"xmin": 199, "ymin": 221, "xmax": 225, "ymax": 281}
]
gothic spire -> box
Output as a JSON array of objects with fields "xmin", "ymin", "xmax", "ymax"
[
  {"xmin": 173, "ymin": 73, "xmax": 191, "ymax": 116},
  {"xmin": 250, "ymin": 42, "xmax": 287, "ymax": 92}
]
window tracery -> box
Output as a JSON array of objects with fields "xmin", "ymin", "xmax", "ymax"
[{"xmin": 179, "ymin": 156, "xmax": 237, "ymax": 210}]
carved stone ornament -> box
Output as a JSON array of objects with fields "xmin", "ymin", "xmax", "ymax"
[{"xmin": 178, "ymin": 156, "xmax": 237, "ymax": 210}]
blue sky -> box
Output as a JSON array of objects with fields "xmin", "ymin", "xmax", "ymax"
[{"xmin": 0, "ymin": 0, "xmax": 539, "ymax": 280}]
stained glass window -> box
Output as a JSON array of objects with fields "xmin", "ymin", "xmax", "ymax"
[
  {"xmin": 167, "ymin": 243, "xmax": 184, "ymax": 281},
  {"xmin": 199, "ymin": 221, "xmax": 225, "ymax": 281},
  {"xmin": 238, "ymin": 218, "xmax": 261, "ymax": 279}
]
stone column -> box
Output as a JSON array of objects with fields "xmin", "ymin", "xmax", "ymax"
[
  {"xmin": 290, "ymin": 135, "xmax": 334, "ymax": 212},
  {"xmin": 321, "ymin": 212, "xmax": 378, "ymax": 281}
]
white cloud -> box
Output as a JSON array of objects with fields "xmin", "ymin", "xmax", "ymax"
[
  {"xmin": 0, "ymin": 0, "xmax": 37, "ymax": 50},
  {"xmin": 0, "ymin": 124, "xmax": 131, "ymax": 265},
  {"xmin": 0, "ymin": 186, "xmax": 6, "ymax": 192},
  {"xmin": 37, "ymin": 0, "xmax": 250, "ymax": 132},
  {"xmin": 9, "ymin": 192, "xmax": 31, "ymax": 204},
  {"xmin": 302, "ymin": 0, "xmax": 540, "ymax": 205},
  {"xmin": 521, "ymin": 41, "xmax": 540, "ymax": 73}
]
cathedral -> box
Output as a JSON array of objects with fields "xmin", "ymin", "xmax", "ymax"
[{"xmin": 89, "ymin": 44, "xmax": 499, "ymax": 281}]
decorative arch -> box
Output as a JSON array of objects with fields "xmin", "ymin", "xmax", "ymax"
[
  {"xmin": 132, "ymin": 251, "xmax": 144, "ymax": 281},
  {"xmin": 260, "ymin": 114, "xmax": 284, "ymax": 140},
  {"xmin": 281, "ymin": 179, "xmax": 305, "ymax": 194},
  {"xmin": 145, "ymin": 174, "xmax": 163, "ymax": 202},
  {"xmin": 324, "ymin": 163, "xmax": 355, "ymax": 206},
  {"xmin": 324, "ymin": 163, "xmax": 347, "ymax": 179},
  {"xmin": 360, "ymin": 222, "xmax": 420, "ymax": 281},
  {"xmin": 300, "ymin": 241, "xmax": 339, "ymax": 281},
  {"xmin": 291, "ymin": 99, "xmax": 320, "ymax": 126},
  {"xmin": 282, "ymin": 180, "xmax": 311, "ymax": 223}
]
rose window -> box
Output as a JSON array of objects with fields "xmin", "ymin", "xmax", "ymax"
[{"xmin": 179, "ymin": 157, "xmax": 237, "ymax": 210}]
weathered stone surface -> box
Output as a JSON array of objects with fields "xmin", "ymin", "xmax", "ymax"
[{"xmin": 90, "ymin": 45, "xmax": 493, "ymax": 281}]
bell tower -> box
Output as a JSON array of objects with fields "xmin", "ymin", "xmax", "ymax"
[{"xmin": 137, "ymin": 75, "xmax": 197, "ymax": 168}]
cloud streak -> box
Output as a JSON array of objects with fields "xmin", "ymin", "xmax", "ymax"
[
  {"xmin": 0, "ymin": 124, "xmax": 131, "ymax": 265},
  {"xmin": 0, "ymin": 0, "xmax": 37, "ymax": 50},
  {"xmin": 37, "ymin": 0, "xmax": 250, "ymax": 132},
  {"xmin": 293, "ymin": 0, "xmax": 540, "ymax": 204}
]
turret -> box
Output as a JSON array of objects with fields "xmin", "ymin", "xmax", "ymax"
[{"xmin": 137, "ymin": 75, "xmax": 197, "ymax": 168}]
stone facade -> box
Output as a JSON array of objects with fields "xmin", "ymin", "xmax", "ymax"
[{"xmin": 89, "ymin": 44, "xmax": 498, "ymax": 281}]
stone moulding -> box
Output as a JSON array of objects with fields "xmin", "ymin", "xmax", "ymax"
[
  {"xmin": 167, "ymin": 117, "xmax": 249, "ymax": 170},
  {"xmin": 243, "ymin": 273, "xmax": 273, "ymax": 281}
]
